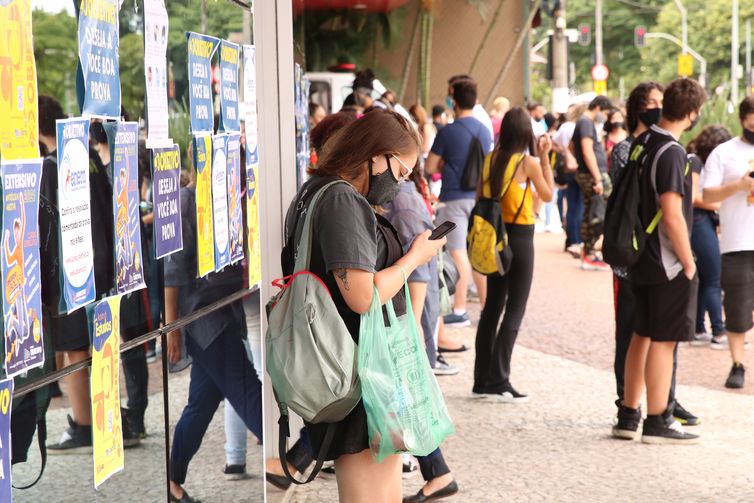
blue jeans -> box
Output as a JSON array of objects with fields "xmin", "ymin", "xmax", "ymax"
[
  {"xmin": 170, "ymin": 328, "xmax": 264, "ymax": 484},
  {"xmin": 564, "ymin": 179, "xmax": 583, "ymax": 246},
  {"xmin": 690, "ymin": 210, "xmax": 725, "ymax": 335}
]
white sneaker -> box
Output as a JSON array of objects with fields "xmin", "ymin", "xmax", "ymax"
[
  {"xmin": 689, "ymin": 332, "xmax": 712, "ymax": 347},
  {"xmin": 433, "ymin": 355, "xmax": 460, "ymax": 376},
  {"xmin": 545, "ymin": 224, "xmax": 564, "ymax": 234},
  {"xmin": 566, "ymin": 244, "xmax": 582, "ymax": 258}
]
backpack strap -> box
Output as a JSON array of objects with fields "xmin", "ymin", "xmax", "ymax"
[
  {"xmin": 278, "ymin": 412, "xmax": 335, "ymax": 485},
  {"xmin": 510, "ymin": 181, "xmax": 530, "ymax": 226},
  {"xmin": 646, "ymin": 141, "xmax": 688, "ymax": 235},
  {"xmin": 12, "ymin": 413, "xmax": 48, "ymax": 490}
]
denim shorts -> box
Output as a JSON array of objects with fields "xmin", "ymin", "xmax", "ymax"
[
  {"xmin": 721, "ymin": 251, "xmax": 754, "ymax": 334},
  {"xmin": 436, "ymin": 198, "xmax": 475, "ymax": 251}
]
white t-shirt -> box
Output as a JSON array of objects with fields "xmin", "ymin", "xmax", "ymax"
[
  {"xmin": 552, "ymin": 121, "xmax": 576, "ymax": 150},
  {"xmin": 701, "ymin": 137, "xmax": 754, "ymax": 254},
  {"xmin": 473, "ymin": 104, "xmax": 495, "ymax": 148}
]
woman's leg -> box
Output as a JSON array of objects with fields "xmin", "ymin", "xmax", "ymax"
[
  {"xmin": 691, "ymin": 213, "xmax": 713, "ymax": 334},
  {"xmin": 335, "ymin": 450, "xmax": 401, "ymax": 503},
  {"xmin": 415, "ymin": 448, "xmax": 454, "ymax": 496},
  {"xmin": 473, "ymin": 274, "xmax": 507, "ymax": 393}
]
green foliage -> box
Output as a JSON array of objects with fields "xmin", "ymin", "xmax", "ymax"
[
  {"xmin": 168, "ymin": 103, "xmax": 192, "ymax": 171},
  {"xmin": 680, "ymin": 96, "xmax": 742, "ymax": 146},
  {"xmin": 33, "ymin": 9, "xmax": 78, "ymax": 114},
  {"xmin": 120, "ymin": 33, "xmax": 145, "ymax": 121}
]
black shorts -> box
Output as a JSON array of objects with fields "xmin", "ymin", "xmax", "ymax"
[
  {"xmin": 633, "ymin": 273, "xmax": 698, "ymax": 342},
  {"xmin": 721, "ymin": 251, "xmax": 754, "ymax": 334},
  {"xmin": 45, "ymin": 306, "xmax": 90, "ymax": 352}
]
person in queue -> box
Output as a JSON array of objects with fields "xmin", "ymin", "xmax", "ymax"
[{"xmin": 281, "ymin": 108, "xmax": 445, "ymax": 502}]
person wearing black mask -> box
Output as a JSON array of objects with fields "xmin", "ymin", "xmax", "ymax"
[
  {"xmin": 604, "ymin": 108, "xmax": 628, "ymax": 169},
  {"xmin": 280, "ymin": 108, "xmax": 445, "ymax": 501}
]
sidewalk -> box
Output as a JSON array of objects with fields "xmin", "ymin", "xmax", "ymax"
[{"xmin": 269, "ymin": 233, "xmax": 754, "ymax": 502}]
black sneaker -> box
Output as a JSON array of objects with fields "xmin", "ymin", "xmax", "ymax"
[
  {"xmin": 725, "ymin": 363, "xmax": 745, "ymax": 389},
  {"xmin": 612, "ymin": 401, "xmax": 641, "ymax": 440},
  {"xmin": 48, "ymin": 415, "xmax": 92, "ymax": 454},
  {"xmin": 671, "ymin": 401, "xmax": 700, "ymax": 426},
  {"xmin": 223, "ymin": 464, "xmax": 248, "ymax": 481},
  {"xmin": 121, "ymin": 408, "xmax": 143, "ymax": 448},
  {"xmin": 641, "ymin": 410, "xmax": 699, "ymax": 444}
]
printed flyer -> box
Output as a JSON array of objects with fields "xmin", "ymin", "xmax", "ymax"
[
  {"xmin": 151, "ymin": 145, "xmax": 183, "ymax": 259},
  {"xmin": 143, "ymin": 0, "xmax": 170, "ymax": 147},
  {"xmin": 56, "ymin": 118, "xmax": 96, "ymax": 313},
  {"xmin": 77, "ymin": 0, "xmax": 121, "ymax": 118},
  {"xmin": 246, "ymin": 162, "xmax": 261, "ymax": 288},
  {"xmin": 109, "ymin": 122, "xmax": 145, "ymax": 294},
  {"xmin": 0, "ymin": 378, "xmax": 13, "ymax": 502},
  {"xmin": 212, "ymin": 134, "xmax": 230, "ymax": 271},
  {"xmin": 1, "ymin": 159, "xmax": 44, "ymax": 378},
  {"xmin": 227, "ymin": 134, "xmax": 243, "ymax": 264},
  {"xmin": 242, "ymin": 45, "xmax": 259, "ymax": 166},
  {"xmin": 194, "ymin": 135, "xmax": 215, "ymax": 277},
  {"xmin": 90, "ymin": 294, "xmax": 124, "ymax": 489},
  {"xmin": 219, "ymin": 40, "xmax": 240, "ymax": 133},
  {"xmin": 186, "ymin": 32, "xmax": 219, "ymax": 134},
  {"xmin": 0, "ymin": 0, "xmax": 39, "ymax": 160}
]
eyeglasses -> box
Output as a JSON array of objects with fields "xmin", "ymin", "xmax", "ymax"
[{"xmin": 388, "ymin": 154, "xmax": 413, "ymax": 181}]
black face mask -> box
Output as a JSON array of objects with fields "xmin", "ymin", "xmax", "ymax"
[
  {"xmin": 743, "ymin": 128, "xmax": 754, "ymax": 144},
  {"xmin": 639, "ymin": 108, "xmax": 662, "ymax": 128},
  {"xmin": 366, "ymin": 156, "xmax": 401, "ymax": 206},
  {"xmin": 686, "ymin": 114, "xmax": 701, "ymax": 132}
]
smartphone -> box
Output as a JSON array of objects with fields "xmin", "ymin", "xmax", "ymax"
[{"xmin": 429, "ymin": 221, "xmax": 456, "ymax": 240}]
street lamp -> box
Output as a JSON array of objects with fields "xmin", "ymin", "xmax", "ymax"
[{"xmin": 673, "ymin": 0, "xmax": 688, "ymax": 54}]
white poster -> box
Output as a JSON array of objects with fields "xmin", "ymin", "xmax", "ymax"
[
  {"xmin": 242, "ymin": 45, "xmax": 259, "ymax": 165},
  {"xmin": 144, "ymin": 0, "xmax": 170, "ymax": 147}
]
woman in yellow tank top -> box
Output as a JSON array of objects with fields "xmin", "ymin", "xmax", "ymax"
[{"xmin": 473, "ymin": 107, "xmax": 555, "ymax": 402}]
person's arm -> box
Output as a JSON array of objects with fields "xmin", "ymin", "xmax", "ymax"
[
  {"xmin": 408, "ymin": 281, "xmax": 427, "ymax": 339},
  {"xmin": 525, "ymin": 136, "xmax": 555, "ymax": 202},
  {"xmin": 692, "ymin": 172, "xmax": 720, "ymax": 211},
  {"xmin": 659, "ymin": 192, "xmax": 696, "ymax": 279},
  {"xmin": 164, "ymin": 286, "xmax": 182, "ymax": 363},
  {"xmin": 702, "ymin": 172, "xmax": 754, "ymax": 203},
  {"xmin": 580, "ymin": 136, "xmax": 604, "ymax": 194},
  {"xmin": 332, "ymin": 230, "xmax": 445, "ymax": 314},
  {"xmin": 425, "ymin": 152, "xmax": 442, "ymax": 175}
]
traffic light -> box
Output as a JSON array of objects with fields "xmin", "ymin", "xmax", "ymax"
[
  {"xmin": 578, "ymin": 24, "xmax": 591, "ymax": 46},
  {"xmin": 634, "ymin": 26, "xmax": 647, "ymax": 48}
]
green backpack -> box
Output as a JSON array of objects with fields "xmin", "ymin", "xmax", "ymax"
[{"xmin": 266, "ymin": 180, "xmax": 361, "ymax": 483}]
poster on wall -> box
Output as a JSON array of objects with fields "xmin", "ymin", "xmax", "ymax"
[
  {"xmin": 1, "ymin": 159, "xmax": 44, "ymax": 378},
  {"xmin": 0, "ymin": 0, "xmax": 39, "ymax": 160},
  {"xmin": 242, "ymin": 45, "xmax": 259, "ymax": 165},
  {"xmin": 151, "ymin": 145, "xmax": 183, "ymax": 259},
  {"xmin": 227, "ymin": 134, "xmax": 243, "ymax": 264},
  {"xmin": 56, "ymin": 118, "xmax": 96, "ymax": 313},
  {"xmin": 212, "ymin": 134, "xmax": 230, "ymax": 271},
  {"xmin": 77, "ymin": 0, "xmax": 121, "ymax": 118},
  {"xmin": 246, "ymin": 162, "xmax": 261, "ymax": 288},
  {"xmin": 143, "ymin": 0, "xmax": 170, "ymax": 147},
  {"xmin": 219, "ymin": 40, "xmax": 240, "ymax": 133},
  {"xmin": 193, "ymin": 135, "xmax": 215, "ymax": 277},
  {"xmin": 107, "ymin": 122, "xmax": 145, "ymax": 294},
  {"xmin": 242, "ymin": 45, "xmax": 261, "ymax": 288},
  {"xmin": 294, "ymin": 63, "xmax": 310, "ymax": 189},
  {"xmin": 0, "ymin": 378, "xmax": 13, "ymax": 501},
  {"xmin": 90, "ymin": 294, "xmax": 124, "ymax": 489},
  {"xmin": 186, "ymin": 32, "xmax": 219, "ymax": 134}
]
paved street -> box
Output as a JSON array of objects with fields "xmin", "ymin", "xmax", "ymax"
[{"xmin": 270, "ymin": 232, "xmax": 754, "ymax": 502}]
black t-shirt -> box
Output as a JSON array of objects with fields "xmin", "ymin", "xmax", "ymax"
[
  {"xmin": 630, "ymin": 125, "xmax": 693, "ymax": 285},
  {"xmin": 573, "ymin": 116, "xmax": 608, "ymax": 174}
]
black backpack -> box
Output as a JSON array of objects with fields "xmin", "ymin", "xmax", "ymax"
[
  {"xmin": 603, "ymin": 141, "xmax": 665, "ymax": 268},
  {"xmin": 457, "ymin": 121, "xmax": 486, "ymax": 191}
]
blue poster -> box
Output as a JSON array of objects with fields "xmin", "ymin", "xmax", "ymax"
[
  {"xmin": 211, "ymin": 134, "xmax": 230, "ymax": 271},
  {"xmin": 0, "ymin": 378, "xmax": 12, "ymax": 501},
  {"xmin": 77, "ymin": 0, "xmax": 121, "ymax": 118},
  {"xmin": 1, "ymin": 159, "xmax": 44, "ymax": 378},
  {"xmin": 219, "ymin": 40, "xmax": 240, "ymax": 133},
  {"xmin": 227, "ymin": 134, "xmax": 243, "ymax": 264},
  {"xmin": 107, "ymin": 122, "xmax": 145, "ymax": 294},
  {"xmin": 151, "ymin": 145, "xmax": 183, "ymax": 259},
  {"xmin": 187, "ymin": 32, "xmax": 219, "ymax": 134},
  {"xmin": 56, "ymin": 118, "xmax": 96, "ymax": 313}
]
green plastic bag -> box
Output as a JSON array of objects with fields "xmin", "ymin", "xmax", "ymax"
[{"xmin": 358, "ymin": 283, "xmax": 455, "ymax": 462}]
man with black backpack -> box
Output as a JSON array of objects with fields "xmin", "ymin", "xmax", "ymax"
[
  {"xmin": 612, "ymin": 78, "xmax": 706, "ymax": 444},
  {"xmin": 426, "ymin": 78, "xmax": 493, "ymax": 326}
]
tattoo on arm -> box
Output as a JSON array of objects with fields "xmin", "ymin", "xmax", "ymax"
[{"xmin": 335, "ymin": 269, "xmax": 350, "ymax": 290}]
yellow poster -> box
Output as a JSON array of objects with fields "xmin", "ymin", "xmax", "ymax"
[
  {"xmin": 194, "ymin": 135, "xmax": 215, "ymax": 277},
  {"xmin": 90, "ymin": 294, "xmax": 124, "ymax": 489},
  {"xmin": 0, "ymin": 0, "xmax": 39, "ymax": 160},
  {"xmin": 246, "ymin": 163, "xmax": 261, "ymax": 287}
]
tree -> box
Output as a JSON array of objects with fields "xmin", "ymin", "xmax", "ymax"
[
  {"xmin": 120, "ymin": 33, "xmax": 145, "ymax": 121},
  {"xmin": 33, "ymin": 10, "xmax": 78, "ymax": 114}
]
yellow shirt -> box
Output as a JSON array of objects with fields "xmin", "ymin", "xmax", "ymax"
[{"xmin": 481, "ymin": 152, "xmax": 533, "ymax": 225}]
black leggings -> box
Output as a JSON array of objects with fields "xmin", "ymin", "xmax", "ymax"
[{"xmin": 473, "ymin": 224, "xmax": 535, "ymax": 393}]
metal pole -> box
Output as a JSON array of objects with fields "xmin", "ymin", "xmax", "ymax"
[
  {"xmin": 201, "ymin": 0, "xmax": 208, "ymax": 33},
  {"xmin": 595, "ymin": 0, "xmax": 603, "ymax": 65},
  {"xmin": 645, "ymin": 32, "xmax": 707, "ymax": 88},
  {"xmin": 673, "ymin": 0, "xmax": 688, "ymax": 54},
  {"xmin": 732, "ymin": 0, "xmax": 739, "ymax": 106},
  {"xmin": 551, "ymin": 0, "xmax": 569, "ymax": 114},
  {"xmin": 746, "ymin": 19, "xmax": 752, "ymax": 96}
]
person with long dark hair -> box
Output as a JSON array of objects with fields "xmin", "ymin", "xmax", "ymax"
[{"xmin": 472, "ymin": 107, "xmax": 554, "ymax": 402}]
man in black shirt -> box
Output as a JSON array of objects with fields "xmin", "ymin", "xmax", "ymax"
[
  {"xmin": 613, "ymin": 79, "xmax": 706, "ymax": 444},
  {"xmin": 572, "ymin": 96, "xmax": 613, "ymax": 271}
]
